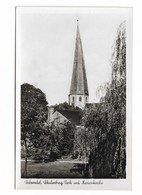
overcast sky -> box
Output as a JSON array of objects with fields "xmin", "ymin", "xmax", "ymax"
[{"xmin": 17, "ymin": 7, "xmax": 131, "ymax": 105}]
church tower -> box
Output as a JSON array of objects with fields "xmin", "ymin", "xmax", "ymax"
[{"xmin": 69, "ymin": 20, "xmax": 89, "ymax": 109}]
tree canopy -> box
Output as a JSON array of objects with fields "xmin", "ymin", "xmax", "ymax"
[
  {"xmin": 53, "ymin": 102, "xmax": 82, "ymax": 112},
  {"xmin": 21, "ymin": 83, "xmax": 48, "ymax": 142}
]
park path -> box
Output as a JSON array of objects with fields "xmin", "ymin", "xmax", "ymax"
[{"xmin": 56, "ymin": 158, "xmax": 88, "ymax": 164}]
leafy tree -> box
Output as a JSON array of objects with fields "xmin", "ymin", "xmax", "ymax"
[
  {"xmin": 53, "ymin": 102, "xmax": 82, "ymax": 112},
  {"xmin": 108, "ymin": 21, "xmax": 126, "ymax": 178},
  {"xmin": 59, "ymin": 122, "xmax": 75, "ymax": 156},
  {"xmin": 21, "ymin": 83, "xmax": 48, "ymax": 177},
  {"xmin": 47, "ymin": 121, "xmax": 75, "ymax": 159}
]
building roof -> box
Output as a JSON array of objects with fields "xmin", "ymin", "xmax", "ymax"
[
  {"xmin": 69, "ymin": 21, "xmax": 89, "ymax": 96},
  {"xmin": 55, "ymin": 109, "xmax": 82, "ymax": 125}
]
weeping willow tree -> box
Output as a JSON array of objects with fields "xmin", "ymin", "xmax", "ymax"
[
  {"xmin": 81, "ymin": 21, "xmax": 126, "ymax": 178},
  {"xmin": 109, "ymin": 21, "xmax": 126, "ymax": 178}
]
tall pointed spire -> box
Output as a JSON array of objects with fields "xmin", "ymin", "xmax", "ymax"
[{"xmin": 68, "ymin": 20, "xmax": 89, "ymax": 109}]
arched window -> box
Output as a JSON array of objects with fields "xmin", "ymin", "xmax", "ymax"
[
  {"xmin": 72, "ymin": 96, "xmax": 74, "ymax": 102},
  {"xmin": 79, "ymin": 96, "xmax": 82, "ymax": 101}
]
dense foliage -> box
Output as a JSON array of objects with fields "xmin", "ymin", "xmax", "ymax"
[
  {"xmin": 49, "ymin": 102, "xmax": 77, "ymax": 158},
  {"xmin": 80, "ymin": 22, "xmax": 126, "ymax": 178},
  {"xmin": 21, "ymin": 86, "xmax": 75, "ymax": 177},
  {"xmin": 21, "ymin": 83, "xmax": 48, "ymax": 176},
  {"xmin": 21, "ymin": 83, "xmax": 48, "ymax": 155},
  {"xmin": 48, "ymin": 121, "xmax": 75, "ymax": 158},
  {"xmin": 53, "ymin": 102, "xmax": 83, "ymax": 112}
]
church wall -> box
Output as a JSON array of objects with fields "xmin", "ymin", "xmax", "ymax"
[{"xmin": 69, "ymin": 94, "xmax": 89, "ymax": 109}]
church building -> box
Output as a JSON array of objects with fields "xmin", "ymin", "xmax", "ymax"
[
  {"xmin": 68, "ymin": 20, "xmax": 89, "ymax": 109},
  {"xmin": 48, "ymin": 21, "xmax": 89, "ymax": 124}
]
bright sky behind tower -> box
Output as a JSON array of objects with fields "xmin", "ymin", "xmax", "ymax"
[{"xmin": 17, "ymin": 7, "xmax": 131, "ymax": 105}]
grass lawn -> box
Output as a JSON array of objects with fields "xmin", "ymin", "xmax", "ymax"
[{"xmin": 21, "ymin": 160, "xmax": 84, "ymax": 178}]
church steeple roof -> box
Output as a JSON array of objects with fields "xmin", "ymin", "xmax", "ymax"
[{"xmin": 69, "ymin": 20, "xmax": 89, "ymax": 96}]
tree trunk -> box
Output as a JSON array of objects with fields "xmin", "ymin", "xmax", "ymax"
[
  {"xmin": 89, "ymin": 164, "xmax": 93, "ymax": 177},
  {"xmin": 24, "ymin": 139, "xmax": 28, "ymax": 178}
]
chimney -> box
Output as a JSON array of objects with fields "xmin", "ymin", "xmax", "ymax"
[{"xmin": 48, "ymin": 106, "xmax": 54, "ymax": 122}]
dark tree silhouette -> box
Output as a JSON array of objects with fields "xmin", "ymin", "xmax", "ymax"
[{"xmin": 21, "ymin": 83, "xmax": 48, "ymax": 177}]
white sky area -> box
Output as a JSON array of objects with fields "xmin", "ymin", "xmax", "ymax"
[{"xmin": 17, "ymin": 7, "xmax": 130, "ymax": 105}]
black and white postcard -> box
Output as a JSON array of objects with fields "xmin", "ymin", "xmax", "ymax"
[{"xmin": 15, "ymin": 6, "xmax": 132, "ymax": 190}]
